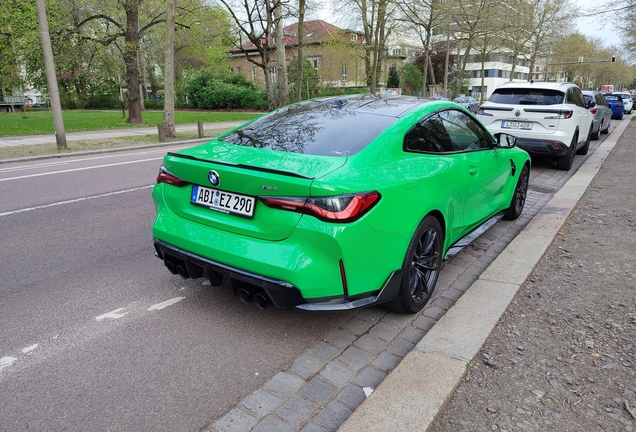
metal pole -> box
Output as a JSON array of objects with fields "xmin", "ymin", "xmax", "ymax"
[{"xmin": 35, "ymin": 0, "xmax": 66, "ymax": 150}]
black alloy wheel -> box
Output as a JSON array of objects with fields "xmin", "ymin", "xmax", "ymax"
[
  {"xmin": 389, "ymin": 216, "xmax": 442, "ymax": 314},
  {"xmin": 504, "ymin": 165, "xmax": 529, "ymax": 220}
]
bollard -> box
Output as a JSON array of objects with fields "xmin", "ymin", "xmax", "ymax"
[
  {"xmin": 158, "ymin": 124, "xmax": 165, "ymax": 142},
  {"xmin": 197, "ymin": 120, "xmax": 204, "ymax": 138}
]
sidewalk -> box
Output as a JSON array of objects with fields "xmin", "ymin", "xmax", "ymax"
[
  {"xmin": 339, "ymin": 120, "xmax": 635, "ymax": 431},
  {"xmin": 0, "ymin": 121, "xmax": 245, "ymax": 148}
]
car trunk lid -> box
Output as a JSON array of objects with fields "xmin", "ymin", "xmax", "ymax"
[{"xmin": 159, "ymin": 142, "xmax": 347, "ymax": 241}]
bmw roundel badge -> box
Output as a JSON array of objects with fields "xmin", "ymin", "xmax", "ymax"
[{"xmin": 208, "ymin": 170, "xmax": 220, "ymax": 187}]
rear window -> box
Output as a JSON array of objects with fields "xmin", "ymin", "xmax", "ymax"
[
  {"xmin": 605, "ymin": 95, "xmax": 621, "ymax": 101},
  {"xmin": 219, "ymin": 102, "xmax": 397, "ymax": 156},
  {"xmin": 488, "ymin": 88, "xmax": 565, "ymax": 105}
]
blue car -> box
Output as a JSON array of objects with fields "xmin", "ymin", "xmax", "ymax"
[{"xmin": 604, "ymin": 94, "xmax": 624, "ymax": 120}]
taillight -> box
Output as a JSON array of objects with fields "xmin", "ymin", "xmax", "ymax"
[
  {"xmin": 545, "ymin": 110, "xmax": 573, "ymax": 119},
  {"xmin": 477, "ymin": 108, "xmax": 492, "ymax": 116},
  {"xmin": 589, "ymin": 108, "xmax": 598, "ymax": 114},
  {"xmin": 260, "ymin": 191, "xmax": 381, "ymax": 223},
  {"xmin": 156, "ymin": 165, "xmax": 189, "ymax": 187}
]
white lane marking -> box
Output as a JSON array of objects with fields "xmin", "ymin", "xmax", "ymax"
[
  {"xmin": 21, "ymin": 344, "xmax": 38, "ymax": 354},
  {"xmin": 0, "ymin": 356, "xmax": 17, "ymax": 372},
  {"xmin": 95, "ymin": 308, "xmax": 128, "ymax": 321},
  {"xmin": 148, "ymin": 297, "xmax": 186, "ymax": 311},
  {"xmin": 0, "ymin": 161, "xmax": 71, "ymax": 172},
  {"xmin": 0, "ymin": 145, "xmax": 190, "ymax": 173},
  {"xmin": 0, "ymin": 157, "xmax": 163, "ymax": 182},
  {"xmin": 0, "ymin": 185, "xmax": 153, "ymax": 218}
]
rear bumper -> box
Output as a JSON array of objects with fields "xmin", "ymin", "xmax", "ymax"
[
  {"xmin": 153, "ymin": 240, "xmax": 402, "ymax": 310},
  {"xmin": 515, "ymin": 137, "xmax": 571, "ymax": 157}
]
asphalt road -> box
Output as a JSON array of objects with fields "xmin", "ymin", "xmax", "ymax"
[
  {"xmin": 0, "ymin": 146, "xmax": 355, "ymax": 431},
  {"xmin": 0, "ymin": 137, "xmax": 586, "ymax": 431}
]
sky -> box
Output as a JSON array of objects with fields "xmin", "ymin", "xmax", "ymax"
[
  {"xmin": 576, "ymin": 0, "xmax": 623, "ymax": 50},
  {"xmin": 312, "ymin": 0, "xmax": 625, "ymax": 56}
]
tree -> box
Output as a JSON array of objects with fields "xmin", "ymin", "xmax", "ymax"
[
  {"xmin": 218, "ymin": 0, "xmax": 278, "ymax": 110},
  {"xmin": 163, "ymin": 0, "xmax": 176, "ymax": 138},
  {"xmin": 287, "ymin": 57, "xmax": 320, "ymax": 99},
  {"xmin": 338, "ymin": 0, "xmax": 395, "ymax": 93},
  {"xmin": 35, "ymin": 0, "xmax": 66, "ymax": 149},
  {"xmin": 295, "ymin": 0, "xmax": 305, "ymax": 102},
  {"xmin": 400, "ymin": 62, "xmax": 422, "ymax": 95},
  {"xmin": 73, "ymin": 0, "xmax": 168, "ymax": 123},
  {"xmin": 273, "ymin": 0, "xmax": 289, "ymax": 106},
  {"xmin": 526, "ymin": 0, "xmax": 572, "ymax": 82},
  {"xmin": 442, "ymin": 0, "xmax": 491, "ymax": 99},
  {"xmin": 387, "ymin": 64, "xmax": 399, "ymax": 88},
  {"xmin": 395, "ymin": 0, "xmax": 443, "ymax": 97}
]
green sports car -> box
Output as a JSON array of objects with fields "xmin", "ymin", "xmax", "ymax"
[{"xmin": 152, "ymin": 95, "xmax": 530, "ymax": 313}]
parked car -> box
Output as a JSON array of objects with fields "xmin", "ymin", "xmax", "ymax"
[
  {"xmin": 477, "ymin": 81, "xmax": 593, "ymax": 170},
  {"xmin": 604, "ymin": 94, "xmax": 624, "ymax": 120},
  {"xmin": 152, "ymin": 95, "xmax": 531, "ymax": 314},
  {"xmin": 453, "ymin": 96, "xmax": 480, "ymax": 113},
  {"xmin": 582, "ymin": 90, "xmax": 612, "ymax": 139},
  {"xmin": 613, "ymin": 92, "xmax": 633, "ymax": 114}
]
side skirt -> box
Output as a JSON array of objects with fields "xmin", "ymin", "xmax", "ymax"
[{"xmin": 443, "ymin": 212, "xmax": 505, "ymax": 261}]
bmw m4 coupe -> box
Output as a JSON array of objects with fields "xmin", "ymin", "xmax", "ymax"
[{"xmin": 152, "ymin": 95, "xmax": 530, "ymax": 313}]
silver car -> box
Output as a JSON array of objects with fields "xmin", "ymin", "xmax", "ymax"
[
  {"xmin": 582, "ymin": 91, "xmax": 612, "ymax": 140},
  {"xmin": 453, "ymin": 96, "xmax": 479, "ymax": 113}
]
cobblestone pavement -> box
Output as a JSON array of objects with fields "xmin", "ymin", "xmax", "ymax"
[{"xmin": 202, "ymin": 127, "xmax": 615, "ymax": 432}]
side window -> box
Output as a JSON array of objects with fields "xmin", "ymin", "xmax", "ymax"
[
  {"xmin": 404, "ymin": 114, "xmax": 454, "ymax": 153},
  {"xmin": 438, "ymin": 109, "xmax": 491, "ymax": 151},
  {"xmin": 569, "ymin": 88, "xmax": 585, "ymax": 107},
  {"xmin": 596, "ymin": 94, "xmax": 607, "ymax": 106}
]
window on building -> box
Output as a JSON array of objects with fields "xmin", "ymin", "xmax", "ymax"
[
  {"xmin": 351, "ymin": 33, "xmax": 357, "ymax": 42},
  {"xmin": 310, "ymin": 59, "xmax": 319, "ymax": 70},
  {"xmin": 342, "ymin": 64, "xmax": 348, "ymax": 82},
  {"xmin": 251, "ymin": 68, "xmax": 256, "ymax": 82},
  {"xmin": 270, "ymin": 66, "xmax": 277, "ymax": 83}
]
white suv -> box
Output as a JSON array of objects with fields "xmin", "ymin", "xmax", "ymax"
[{"xmin": 478, "ymin": 81, "xmax": 594, "ymax": 170}]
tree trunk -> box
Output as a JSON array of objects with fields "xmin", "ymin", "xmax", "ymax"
[
  {"xmin": 163, "ymin": 0, "xmax": 176, "ymax": 138},
  {"xmin": 296, "ymin": 0, "xmax": 305, "ymax": 102},
  {"xmin": 124, "ymin": 0, "xmax": 143, "ymax": 124},
  {"xmin": 35, "ymin": 0, "xmax": 66, "ymax": 149},
  {"xmin": 274, "ymin": 0, "xmax": 289, "ymax": 107}
]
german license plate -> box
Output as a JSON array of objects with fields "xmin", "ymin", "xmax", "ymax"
[
  {"xmin": 191, "ymin": 185, "xmax": 255, "ymax": 218},
  {"xmin": 502, "ymin": 121, "xmax": 532, "ymax": 130}
]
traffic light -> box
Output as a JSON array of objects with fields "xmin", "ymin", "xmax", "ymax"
[{"xmin": 611, "ymin": 54, "xmax": 616, "ymax": 63}]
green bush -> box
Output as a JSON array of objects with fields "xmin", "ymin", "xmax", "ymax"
[
  {"xmin": 86, "ymin": 94, "xmax": 120, "ymax": 109},
  {"xmin": 144, "ymin": 98, "xmax": 164, "ymax": 109},
  {"xmin": 185, "ymin": 67, "xmax": 267, "ymax": 110}
]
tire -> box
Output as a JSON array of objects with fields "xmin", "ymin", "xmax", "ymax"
[
  {"xmin": 601, "ymin": 120, "xmax": 610, "ymax": 134},
  {"xmin": 591, "ymin": 125, "xmax": 600, "ymax": 140},
  {"xmin": 619, "ymin": 114, "xmax": 624, "ymax": 120},
  {"xmin": 503, "ymin": 165, "xmax": 529, "ymax": 220},
  {"xmin": 576, "ymin": 125, "xmax": 591, "ymax": 155},
  {"xmin": 388, "ymin": 216, "xmax": 442, "ymax": 314},
  {"xmin": 556, "ymin": 133, "xmax": 576, "ymax": 170}
]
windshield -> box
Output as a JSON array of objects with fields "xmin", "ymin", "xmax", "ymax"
[{"xmin": 488, "ymin": 88, "xmax": 565, "ymax": 105}]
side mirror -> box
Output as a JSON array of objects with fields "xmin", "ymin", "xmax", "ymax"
[
  {"xmin": 494, "ymin": 132, "xmax": 518, "ymax": 148},
  {"xmin": 608, "ymin": 104, "xmax": 613, "ymax": 109},
  {"xmin": 587, "ymin": 100, "xmax": 596, "ymax": 108}
]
